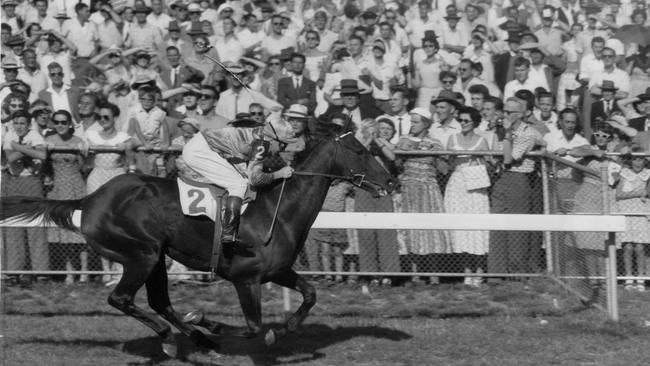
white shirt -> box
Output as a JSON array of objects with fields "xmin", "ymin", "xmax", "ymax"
[
  {"xmin": 47, "ymin": 85, "xmax": 72, "ymax": 113},
  {"xmin": 578, "ymin": 53, "xmax": 604, "ymax": 81},
  {"xmin": 18, "ymin": 68, "xmax": 48, "ymax": 102},
  {"xmin": 237, "ymin": 28, "xmax": 266, "ymax": 50},
  {"xmin": 215, "ymin": 88, "xmax": 281, "ymax": 120},
  {"xmin": 384, "ymin": 112, "xmax": 411, "ymax": 144},
  {"xmin": 215, "ymin": 35, "xmax": 245, "ymax": 64},
  {"xmin": 147, "ymin": 12, "xmax": 173, "ymax": 35},
  {"xmin": 588, "ymin": 67, "xmax": 631, "ymax": 94},
  {"xmin": 61, "ymin": 18, "xmax": 98, "ymax": 57},
  {"xmin": 528, "ymin": 64, "xmax": 551, "ymax": 93},
  {"xmin": 543, "ymin": 130, "xmax": 590, "ymax": 178},
  {"xmin": 261, "ymin": 34, "xmax": 297, "ymax": 56},
  {"xmin": 503, "ymin": 77, "xmax": 548, "ymax": 100},
  {"xmin": 429, "ymin": 119, "xmax": 461, "ymax": 148}
]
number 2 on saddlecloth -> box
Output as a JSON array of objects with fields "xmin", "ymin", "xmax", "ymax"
[{"xmin": 188, "ymin": 189, "xmax": 207, "ymax": 215}]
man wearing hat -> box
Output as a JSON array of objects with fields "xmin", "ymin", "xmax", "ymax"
[
  {"xmin": 5, "ymin": 35, "xmax": 26, "ymax": 60},
  {"xmin": 430, "ymin": 89, "xmax": 461, "ymax": 148},
  {"xmin": 440, "ymin": 10, "xmax": 468, "ymax": 56},
  {"xmin": 0, "ymin": 56, "xmax": 23, "ymax": 103},
  {"xmin": 1, "ymin": 0, "xmax": 21, "ymax": 32},
  {"xmin": 277, "ymin": 52, "xmax": 317, "ymax": 114},
  {"xmin": 534, "ymin": 6, "xmax": 563, "ymax": 56},
  {"xmin": 158, "ymin": 21, "xmax": 192, "ymax": 59},
  {"xmin": 125, "ymin": 4, "xmax": 162, "ymax": 51},
  {"xmin": 590, "ymin": 80, "xmax": 622, "ymax": 124},
  {"xmin": 629, "ymin": 88, "xmax": 650, "ymax": 132},
  {"xmin": 319, "ymin": 79, "xmax": 383, "ymax": 130},
  {"xmin": 215, "ymin": 63, "xmax": 282, "ymax": 120}
]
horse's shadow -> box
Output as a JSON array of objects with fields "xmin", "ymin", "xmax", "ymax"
[{"xmin": 122, "ymin": 322, "xmax": 412, "ymax": 365}]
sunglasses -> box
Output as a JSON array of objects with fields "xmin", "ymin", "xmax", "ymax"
[
  {"xmin": 9, "ymin": 103, "xmax": 23, "ymax": 108},
  {"xmin": 49, "ymin": 72, "xmax": 64, "ymax": 77},
  {"xmin": 99, "ymin": 115, "xmax": 112, "ymax": 121},
  {"xmin": 503, "ymin": 110, "xmax": 520, "ymax": 115},
  {"xmin": 458, "ymin": 118, "xmax": 473, "ymax": 124},
  {"xmin": 602, "ymin": 54, "xmax": 615, "ymax": 58},
  {"xmin": 109, "ymin": 53, "xmax": 121, "ymax": 58},
  {"xmin": 269, "ymin": 62, "xmax": 281, "ymax": 65},
  {"xmin": 442, "ymin": 80, "xmax": 455, "ymax": 84},
  {"xmin": 273, "ymin": 22, "xmax": 283, "ymax": 26},
  {"xmin": 250, "ymin": 111, "xmax": 264, "ymax": 116},
  {"xmin": 52, "ymin": 119, "xmax": 69, "ymax": 125},
  {"xmin": 199, "ymin": 93, "xmax": 214, "ymax": 99},
  {"xmin": 593, "ymin": 132, "xmax": 611, "ymax": 138}
]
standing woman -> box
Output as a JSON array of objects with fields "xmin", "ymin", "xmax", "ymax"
[
  {"xmin": 571, "ymin": 123, "xmax": 621, "ymax": 283},
  {"xmin": 45, "ymin": 110, "xmax": 87, "ymax": 284},
  {"xmin": 395, "ymin": 108, "xmax": 450, "ymax": 284},
  {"xmin": 302, "ymin": 30, "xmax": 328, "ymax": 82},
  {"xmin": 412, "ymin": 31, "xmax": 449, "ymax": 108},
  {"xmin": 84, "ymin": 102, "xmax": 134, "ymax": 285},
  {"xmin": 443, "ymin": 106, "xmax": 490, "ymax": 287}
]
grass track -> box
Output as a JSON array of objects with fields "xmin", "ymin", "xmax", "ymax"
[{"xmin": 2, "ymin": 278, "xmax": 650, "ymax": 366}]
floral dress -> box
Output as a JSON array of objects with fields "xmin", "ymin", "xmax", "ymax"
[
  {"xmin": 396, "ymin": 135, "xmax": 451, "ymax": 255},
  {"xmin": 45, "ymin": 135, "xmax": 86, "ymax": 243},
  {"xmin": 85, "ymin": 130, "xmax": 130, "ymax": 194},
  {"xmin": 443, "ymin": 134, "xmax": 490, "ymax": 255}
]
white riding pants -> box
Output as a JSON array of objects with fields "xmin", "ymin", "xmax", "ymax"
[{"xmin": 181, "ymin": 132, "xmax": 248, "ymax": 198}]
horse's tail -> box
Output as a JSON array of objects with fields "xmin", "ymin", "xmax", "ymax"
[{"xmin": 0, "ymin": 196, "xmax": 83, "ymax": 232}]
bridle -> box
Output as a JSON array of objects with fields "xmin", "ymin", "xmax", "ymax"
[{"xmin": 291, "ymin": 132, "xmax": 368, "ymax": 188}]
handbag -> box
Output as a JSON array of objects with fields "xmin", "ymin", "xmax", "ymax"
[{"xmin": 461, "ymin": 161, "xmax": 491, "ymax": 191}]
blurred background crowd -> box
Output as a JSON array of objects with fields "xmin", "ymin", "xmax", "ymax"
[{"xmin": 1, "ymin": 0, "xmax": 650, "ymax": 289}]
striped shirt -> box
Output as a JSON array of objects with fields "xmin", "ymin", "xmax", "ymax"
[{"xmin": 507, "ymin": 122, "xmax": 540, "ymax": 174}]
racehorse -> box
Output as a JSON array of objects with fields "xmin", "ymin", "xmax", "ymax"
[{"xmin": 0, "ymin": 127, "xmax": 396, "ymax": 357}]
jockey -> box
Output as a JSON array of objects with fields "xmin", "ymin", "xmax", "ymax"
[{"xmin": 181, "ymin": 104, "xmax": 309, "ymax": 249}]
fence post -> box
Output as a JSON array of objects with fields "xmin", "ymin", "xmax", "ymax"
[
  {"xmin": 541, "ymin": 157, "xmax": 553, "ymax": 274},
  {"xmin": 601, "ymin": 163, "xmax": 619, "ymax": 321}
]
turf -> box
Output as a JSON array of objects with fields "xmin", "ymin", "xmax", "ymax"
[{"xmin": 1, "ymin": 278, "xmax": 649, "ymax": 366}]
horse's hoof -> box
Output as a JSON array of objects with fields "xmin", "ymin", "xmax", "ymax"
[
  {"xmin": 161, "ymin": 337, "xmax": 178, "ymax": 358},
  {"xmin": 183, "ymin": 310, "xmax": 205, "ymax": 325},
  {"xmin": 264, "ymin": 329, "xmax": 277, "ymax": 346}
]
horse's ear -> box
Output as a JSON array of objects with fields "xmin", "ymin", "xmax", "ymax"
[{"xmin": 310, "ymin": 117, "xmax": 342, "ymax": 139}]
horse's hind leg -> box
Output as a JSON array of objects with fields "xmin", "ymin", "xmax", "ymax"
[
  {"xmin": 107, "ymin": 263, "xmax": 177, "ymax": 357},
  {"xmin": 145, "ymin": 255, "xmax": 218, "ymax": 350},
  {"xmin": 233, "ymin": 280, "xmax": 262, "ymax": 337},
  {"xmin": 265, "ymin": 270, "xmax": 316, "ymax": 346}
]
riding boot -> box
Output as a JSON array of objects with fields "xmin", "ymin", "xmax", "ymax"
[{"xmin": 221, "ymin": 196, "xmax": 243, "ymax": 245}]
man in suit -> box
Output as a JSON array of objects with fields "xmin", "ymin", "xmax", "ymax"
[
  {"xmin": 590, "ymin": 80, "xmax": 622, "ymax": 126},
  {"xmin": 492, "ymin": 31, "xmax": 522, "ymax": 93},
  {"xmin": 37, "ymin": 62, "xmax": 81, "ymax": 122},
  {"xmin": 318, "ymin": 79, "xmax": 383, "ymax": 132},
  {"xmin": 159, "ymin": 45, "xmax": 204, "ymax": 111},
  {"xmin": 276, "ymin": 52, "xmax": 317, "ymax": 114},
  {"xmin": 629, "ymin": 88, "xmax": 650, "ymax": 132}
]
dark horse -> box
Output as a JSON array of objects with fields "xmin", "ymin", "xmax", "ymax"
[{"xmin": 0, "ymin": 129, "xmax": 396, "ymax": 357}]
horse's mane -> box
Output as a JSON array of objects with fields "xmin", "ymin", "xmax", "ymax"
[{"xmin": 292, "ymin": 119, "xmax": 349, "ymax": 165}]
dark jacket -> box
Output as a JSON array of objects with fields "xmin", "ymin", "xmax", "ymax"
[
  {"xmin": 276, "ymin": 76, "xmax": 317, "ymax": 114},
  {"xmin": 629, "ymin": 116, "xmax": 649, "ymax": 132},
  {"xmin": 590, "ymin": 99, "xmax": 622, "ymax": 125}
]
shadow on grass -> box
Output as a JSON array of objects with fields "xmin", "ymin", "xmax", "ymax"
[{"xmin": 11, "ymin": 323, "xmax": 411, "ymax": 366}]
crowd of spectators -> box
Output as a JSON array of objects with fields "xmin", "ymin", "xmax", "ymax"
[{"xmin": 1, "ymin": 0, "xmax": 650, "ymax": 287}]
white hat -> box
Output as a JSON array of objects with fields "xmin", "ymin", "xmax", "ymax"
[
  {"xmin": 187, "ymin": 3, "xmax": 202, "ymax": 12},
  {"xmin": 409, "ymin": 107, "xmax": 432, "ymax": 120},
  {"xmin": 284, "ymin": 104, "xmax": 309, "ymax": 119}
]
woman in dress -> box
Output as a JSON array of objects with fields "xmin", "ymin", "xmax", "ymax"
[
  {"xmin": 45, "ymin": 110, "xmax": 87, "ymax": 284},
  {"xmin": 84, "ymin": 102, "xmax": 134, "ymax": 285},
  {"xmin": 395, "ymin": 108, "xmax": 450, "ymax": 284},
  {"xmin": 571, "ymin": 123, "xmax": 622, "ymax": 283},
  {"xmin": 412, "ymin": 31, "xmax": 449, "ymax": 108},
  {"xmin": 443, "ymin": 106, "xmax": 490, "ymax": 287},
  {"xmin": 302, "ymin": 30, "xmax": 328, "ymax": 82}
]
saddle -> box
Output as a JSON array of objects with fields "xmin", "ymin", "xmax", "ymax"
[{"xmin": 177, "ymin": 176, "xmax": 253, "ymax": 269}]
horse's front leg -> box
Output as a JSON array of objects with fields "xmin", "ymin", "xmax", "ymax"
[
  {"xmin": 265, "ymin": 270, "xmax": 316, "ymax": 346},
  {"xmin": 232, "ymin": 280, "xmax": 263, "ymax": 338}
]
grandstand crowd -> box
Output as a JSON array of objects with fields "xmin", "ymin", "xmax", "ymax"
[{"xmin": 1, "ymin": 0, "xmax": 650, "ymax": 288}]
